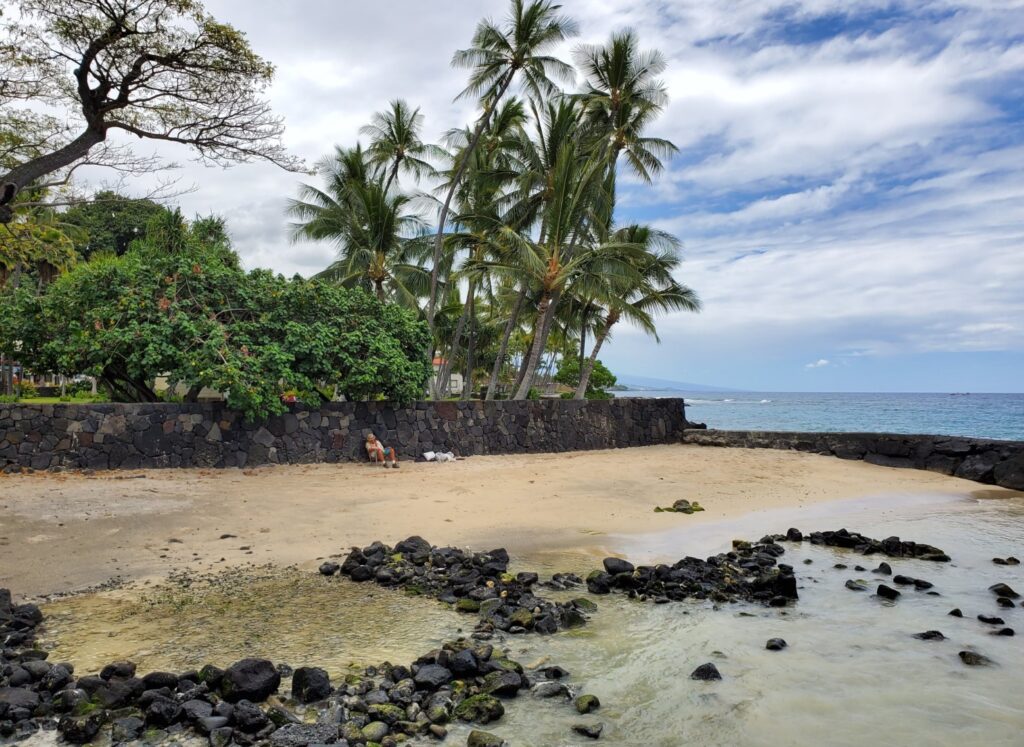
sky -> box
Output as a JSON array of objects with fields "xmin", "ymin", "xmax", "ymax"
[{"xmin": 90, "ymin": 0, "xmax": 1024, "ymax": 392}]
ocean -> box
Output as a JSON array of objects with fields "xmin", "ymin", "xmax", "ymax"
[{"xmin": 615, "ymin": 391, "xmax": 1024, "ymax": 441}]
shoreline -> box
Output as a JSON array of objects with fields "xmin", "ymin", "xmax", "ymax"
[{"xmin": 2, "ymin": 444, "xmax": 1016, "ymax": 600}]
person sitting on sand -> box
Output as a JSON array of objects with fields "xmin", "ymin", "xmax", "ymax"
[{"xmin": 365, "ymin": 432, "xmax": 399, "ymax": 468}]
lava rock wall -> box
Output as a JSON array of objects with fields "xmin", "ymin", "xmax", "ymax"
[
  {"xmin": 683, "ymin": 429, "xmax": 1024, "ymax": 490},
  {"xmin": 0, "ymin": 398, "xmax": 688, "ymax": 471}
]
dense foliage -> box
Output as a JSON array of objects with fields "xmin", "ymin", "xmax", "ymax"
[
  {"xmin": 0, "ymin": 215, "xmax": 430, "ymax": 419},
  {"xmin": 62, "ymin": 191, "xmax": 168, "ymax": 258},
  {"xmin": 554, "ymin": 357, "xmax": 616, "ymax": 399}
]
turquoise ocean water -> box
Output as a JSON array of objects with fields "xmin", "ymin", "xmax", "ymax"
[{"xmin": 616, "ymin": 391, "xmax": 1024, "ymax": 441}]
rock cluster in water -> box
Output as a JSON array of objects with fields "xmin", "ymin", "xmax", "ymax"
[
  {"xmin": 585, "ymin": 538, "xmax": 799, "ymax": 607},
  {"xmin": 774, "ymin": 528, "xmax": 951, "ymax": 562},
  {"xmin": 323, "ymin": 536, "xmax": 595, "ymax": 635},
  {"xmin": 2, "ymin": 585, "xmax": 592, "ymax": 745}
]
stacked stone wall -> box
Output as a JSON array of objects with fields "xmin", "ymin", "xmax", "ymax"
[{"xmin": 0, "ymin": 398, "xmax": 688, "ymax": 471}]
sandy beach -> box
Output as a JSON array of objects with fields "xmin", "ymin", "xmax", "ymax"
[{"xmin": 1, "ymin": 444, "xmax": 1009, "ymax": 598}]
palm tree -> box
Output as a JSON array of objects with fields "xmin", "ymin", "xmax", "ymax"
[
  {"xmin": 573, "ymin": 29, "xmax": 678, "ymax": 182},
  {"xmin": 426, "ymin": 0, "xmax": 578, "ymax": 333},
  {"xmin": 288, "ymin": 147, "xmax": 428, "ymax": 306},
  {"xmin": 432, "ymin": 99, "xmax": 527, "ymax": 397},
  {"xmin": 361, "ymin": 100, "xmax": 441, "ymax": 193},
  {"xmin": 511, "ymin": 140, "xmax": 624, "ymax": 400},
  {"xmin": 574, "ymin": 225, "xmax": 701, "ymax": 398}
]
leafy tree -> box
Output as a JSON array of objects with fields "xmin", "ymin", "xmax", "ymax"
[
  {"xmin": 0, "ymin": 219, "xmax": 431, "ymax": 419},
  {"xmin": 0, "ymin": 0, "xmax": 301, "ymax": 224},
  {"xmin": 61, "ymin": 191, "xmax": 168, "ymax": 257},
  {"xmin": 554, "ymin": 356, "xmax": 616, "ymax": 399}
]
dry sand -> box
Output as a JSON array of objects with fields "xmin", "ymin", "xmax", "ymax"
[{"xmin": 0, "ymin": 444, "xmax": 1012, "ymax": 598}]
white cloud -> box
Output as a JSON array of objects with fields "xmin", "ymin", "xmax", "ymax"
[{"xmin": 806, "ymin": 359, "xmax": 831, "ymax": 369}]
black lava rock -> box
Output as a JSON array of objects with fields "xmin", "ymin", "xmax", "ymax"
[
  {"xmin": 912, "ymin": 630, "xmax": 945, "ymax": 641},
  {"xmin": 876, "ymin": 584, "xmax": 901, "ymax": 601},
  {"xmin": 690, "ymin": 663, "xmax": 722, "ymax": 681},
  {"xmin": 318, "ymin": 562, "xmax": 340, "ymax": 576},
  {"xmin": 989, "ymin": 583, "xmax": 1019, "ymax": 599},
  {"xmin": 603, "ymin": 557, "xmax": 635, "ymax": 575},
  {"xmin": 291, "ymin": 666, "xmax": 331, "ymax": 703},
  {"xmin": 221, "ymin": 659, "xmax": 281, "ymax": 703},
  {"xmin": 959, "ymin": 650, "xmax": 993, "ymax": 666}
]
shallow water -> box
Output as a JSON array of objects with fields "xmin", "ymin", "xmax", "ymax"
[{"xmin": 38, "ymin": 492, "xmax": 1024, "ymax": 746}]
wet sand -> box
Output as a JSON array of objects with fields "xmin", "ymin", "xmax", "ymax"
[{"xmin": 0, "ymin": 444, "xmax": 1011, "ymax": 598}]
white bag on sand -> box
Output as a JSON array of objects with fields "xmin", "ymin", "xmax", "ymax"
[{"xmin": 423, "ymin": 451, "xmax": 456, "ymax": 463}]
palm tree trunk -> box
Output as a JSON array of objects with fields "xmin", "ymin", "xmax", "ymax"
[
  {"xmin": 383, "ymin": 157, "xmax": 402, "ymax": 193},
  {"xmin": 574, "ymin": 318, "xmax": 615, "ymax": 399},
  {"xmin": 514, "ymin": 289, "xmax": 561, "ymax": 400},
  {"xmin": 485, "ymin": 284, "xmax": 526, "ymax": 400},
  {"xmin": 579, "ymin": 302, "xmax": 590, "ymax": 365},
  {"xmin": 426, "ymin": 71, "xmax": 514, "ymax": 332},
  {"xmin": 461, "ymin": 294, "xmax": 476, "ymax": 400},
  {"xmin": 438, "ymin": 281, "xmax": 474, "ymax": 397}
]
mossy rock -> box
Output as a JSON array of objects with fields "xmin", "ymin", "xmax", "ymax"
[
  {"xmin": 500, "ymin": 573, "xmax": 515, "ymax": 584},
  {"xmin": 508, "ymin": 608, "xmax": 534, "ymax": 628},
  {"xmin": 454, "ymin": 694, "xmax": 505, "ymax": 724},
  {"xmin": 426, "ymin": 703, "xmax": 451, "ymax": 724},
  {"xmin": 456, "ymin": 598, "xmax": 481, "ymax": 613},
  {"xmin": 575, "ymin": 694, "xmax": 601, "ymax": 714},
  {"xmin": 361, "ymin": 721, "xmax": 390, "ymax": 742},
  {"xmin": 367, "ymin": 703, "xmax": 405, "ymax": 725},
  {"xmin": 572, "ymin": 598, "xmax": 598, "ymax": 613},
  {"xmin": 490, "ymin": 657, "xmax": 523, "ymax": 674},
  {"xmin": 468, "ymin": 730, "xmax": 507, "ymax": 747},
  {"xmin": 479, "ymin": 598, "xmax": 503, "ymax": 617}
]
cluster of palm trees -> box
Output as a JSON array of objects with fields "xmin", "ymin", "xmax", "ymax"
[{"xmin": 287, "ymin": 0, "xmax": 701, "ymax": 400}]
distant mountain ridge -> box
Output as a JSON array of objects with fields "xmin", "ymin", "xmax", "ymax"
[{"xmin": 616, "ymin": 374, "xmax": 739, "ymax": 393}]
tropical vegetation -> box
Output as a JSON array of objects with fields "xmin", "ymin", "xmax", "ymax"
[
  {"xmin": 1, "ymin": 0, "xmax": 703, "ymax": 410},
  {"xmin": 290, "ymin": 0, "xmax": 701, "ymax": 400}
]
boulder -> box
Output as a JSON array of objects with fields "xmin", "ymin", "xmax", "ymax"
[
  {"xmin": 876, "ymin": 584, "xmax": 900, "ymax": 601},
  {"xmin": 573, "ymin": 722, "xmax": 604, "ymax": 739},
  {"xmin": 575, "ymin": 694, "xmax": 600, "ymax": 714},
  {"xmin": 765, "ymin": 638, "xmax": 788, "ymax": 651},
  {"xmin": 989, "ymin": 583, "xmax": 1019, "ymax": 599},
  {"xmin": 413, "ymin": 664, "xmax": 452, "ymax": 689},
  {"xmin": 467, "ymin": 730, "xmax": 507, "ymax": 747},
  {"xmin": 221, "ymin": 658, "xmax": 281, "ymax": 702},
  {"xmin": 959, "ymin": 650, "xmax": 993, "ymax": 666},
  {"xmin": 453, "ymin": 694, "xmax": 504, "ymax": 724},
  {"xmin": 291, "ymin": 666, "xmax": 332, "ymax": 703},
  {"xmin": 690, "ymin": 663, "xmax": 722, "ymax": 681},
  {"xmin": 58, "ymin": 712, "xmax": 107, "ymax": 744},
  {"xmin": 0, "ymin": 687, "xmax": 40, "ymax": 711},
  {"xmin": 602, "ymin": 557, "xmax": 634, "ymax": 575}
]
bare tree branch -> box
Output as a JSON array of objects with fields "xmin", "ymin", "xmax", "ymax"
[{"xmin": 0, "ymin": 0, "xmax": 303, "ymax": 223}]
